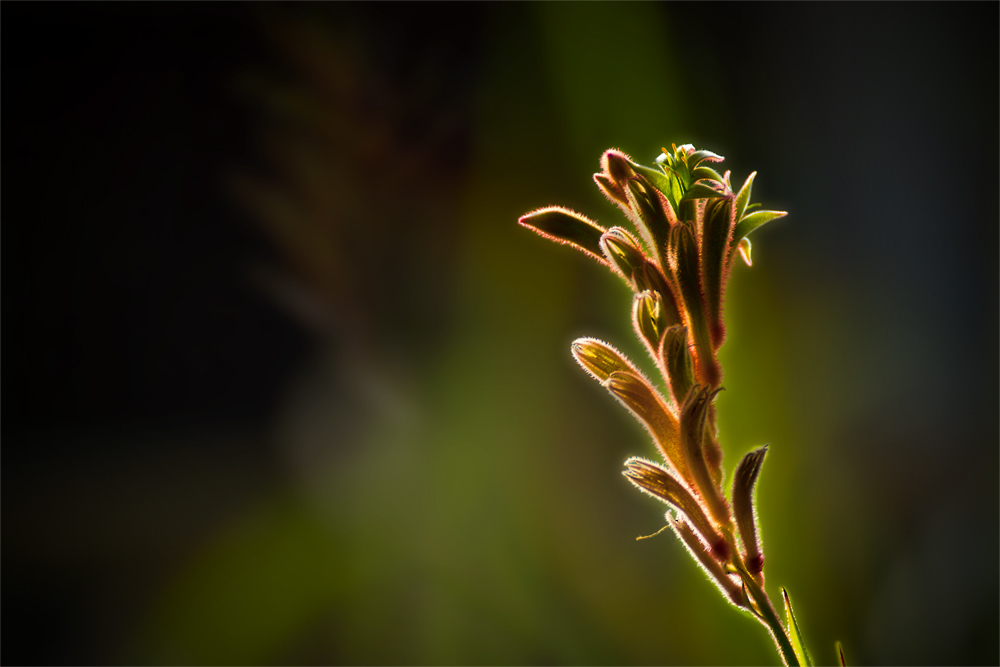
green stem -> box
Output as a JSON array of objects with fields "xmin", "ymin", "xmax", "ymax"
[{"xmin": 743, "ymin": 575, "xmax": 798, "ymax": 666}]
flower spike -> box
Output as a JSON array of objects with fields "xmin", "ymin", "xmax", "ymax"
[{"xmin": 519, "ymin": 142, "xmax": 806, "ymax": 666}]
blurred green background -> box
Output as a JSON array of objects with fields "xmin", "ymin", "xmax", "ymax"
[{"xmin": 5, "ymin": 3, "xmax": 998, "ymax": 665}]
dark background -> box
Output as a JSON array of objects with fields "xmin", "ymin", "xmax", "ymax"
[{"xmin": 4, "ymin": 3, "xmax": 998, "ymax": 665}]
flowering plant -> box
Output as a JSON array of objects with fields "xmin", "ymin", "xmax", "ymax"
[{"xmin": 520, "ymin": 144, "xmax": 829, "ymax": 666}]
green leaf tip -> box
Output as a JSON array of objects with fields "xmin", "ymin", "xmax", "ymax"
[
  {"xmin": 519, "ymin": 206, "xmax": 608, "ymax": 266},
  {"xmin": 782, "ymin": 588, "xmax": 814, "ymax": 666}
]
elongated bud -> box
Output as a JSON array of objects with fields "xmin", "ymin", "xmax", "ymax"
[
  {"xmin": 600, "ymin": 228, "xmax": 646, "ymax": 287},
  {"xmin": 625, "ymin": 178, "xmax": 672, "ymax": 268},
  {"xmin": 732, "ymin": 445, "xmax": 768, "ymax": 577},
  {"xmin": 632, "ymin": 291, "xmax": 665, "ymax": 359},
  {"xmin": 700, "ymin": 194, "xmax": 737, "ymax": 349},
  {"xmin": 605, "ymin": 372, "xmax": 688, "ymax": 482},
  {"xmin": 571, "ymin": 339, "xmax": 687, "ymax": 478},
  {"xmin": 659, "ymin": 325, "xmax": 695, "ymax": 408},
  {"xmin": 570, "ymin": 337, "xmax": 636, "ymax": 383},
  {"xmin": 594, "ymin": 172, "xmax": 627, "ymax": 205},
  {"xmin": 635, "ymin": 261, "xmax": 683, "ymax": 328},
  {"xmin": 680, "ymin": 385, "xmax": 730, "ymax": 526},
  {"xmin": 667, "ymin": 223, "xmax": 720, "ymax": 387},
  {"xmin": 623, "ymin": 459, "xmax": 729, "ymax": 561},
  {"xmin": 519, "ymin": 207, "xmax": 609, "ymax": 266},
  {"xmin": 603, "ymin": 149, "xmax": 636, "ymax": 185},
  {"xmin": 667, "ymin": 512, "xmax": 746, "ymax": 608}
]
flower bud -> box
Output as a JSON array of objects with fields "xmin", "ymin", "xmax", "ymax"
[
  {"xmin": 667, "ymin": 512, "xmax": 746, "ymax": 608},
  {"xmin": 732, "ymin": 446, "xmax": 768, "ymax": 577},
  {"xmin": 518, "ymin": 207, "xmax": 608, "ymax": 266},
  {"xmin": 623, "ymin": 459, "xmax": 729, "ymax": 561},
  {"xmin": 680, "ymin": 385, "xmax": 730, "ymax": 527}
]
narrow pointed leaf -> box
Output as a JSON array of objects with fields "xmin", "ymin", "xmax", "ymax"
[
  {"xmin": 783, "ymin": 588, "xmax": 814, "ymax": 666},
  {"xmin": 733, "ymin": 209, "xmax": 787, "ymax": 245},
  {"xmin": 605, "ymin": 372, "xmax": 688, "ymax": 482},
  {"xmin": 519, "ymin": 207, "xmax": 608, "ymax": 265},
  {"xmin": 688, "ymin": 149, "xmax": 725, "ymax": 169},
  {"xmin": 667, "ymin": 512, "xmax": 746, "ymax": 607},
  {"xmin": 629, "ymin": 161, "xmax": 674, "ymax": 201},
  {"xmin": 732, "ymin": 446, "xmax": 767, "ymax": 576},
  {"xmin": 680, "ymin": 180, "xmax": 730, "ymax": 202},
  {"xmin": 734, "ymin": 171, "xmax": 757, "ymax": 222},
  {"xmin": 692, "ymin": 165, "xmax": 726, "ymax": 184},
  {"xmin": 836, "ymin": 642, "xmax": 846, "ymax": 666},
  {"xmin": 623, "ymin": 459, "xmax": 728, "ymax": 560}
]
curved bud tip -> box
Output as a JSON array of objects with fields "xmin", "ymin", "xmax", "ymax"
[
  {"xmin": 571, "ymin": 338, "xmax": 633, "ymax": 383},
  {"xmin": 602, "ymin": 149, "xmax": 636, "ymax": 184}
]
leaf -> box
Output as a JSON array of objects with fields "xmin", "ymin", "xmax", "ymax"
[
  {"xmin": 688, "ymin": 148, "xmax": 725, "ymax": 169},
  {"xmin": 732, "ymin": 209, "xmax": 787, "ymax": 245},
  {"xmin": 680, "ymin": 180, "xmax": 730, "ymax": 202},
  {"xmin": 692, "ymin": 165, "xmax": 726, "ymax": 184},
  {"xmin": 629, "ymin": 161, "xmax": 674, "ymax": 200},
  {"xmin": 836, "ymin": 641, "xmax": 846, "ymax": 666},
  {"xmin": 519, "ymin": 207, "xmax": 608, "ymax": 265},
  {"xmin": 732, "ymin": 446, "xmax": 767, "ymax": 576},
  {"xmin": 783, "ymin": 588, "xmax": 814, "ymax": 667},
  {"xmin": 623, "ymin": 458, "xmax": 728, "ymax": 561},
  {"xmin": 734, "ymin": 171, "xmax": 757, "ymax": 222},
  {"xmin": 737, "ymin": 237, "xmax": 752, "ymax": 266}
]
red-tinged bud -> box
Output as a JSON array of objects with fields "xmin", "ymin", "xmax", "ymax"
[
  {"xmin": 594, "ymin": 172, "xmax": 627, "ymax": 206},
  {"xmin": 602, "ymin": 149, "xmax": 636, "ymax": 186},
  {"xmin": 732, "ymin": 445, "xmax": 768, "ymax": 578},
  {"xmin": 666, "ymin": 512, "xmax": 746, "ymax": 608},
  {"xmin": 699, "ymin": 195, "xmax": 737, "ymax": 350}
]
